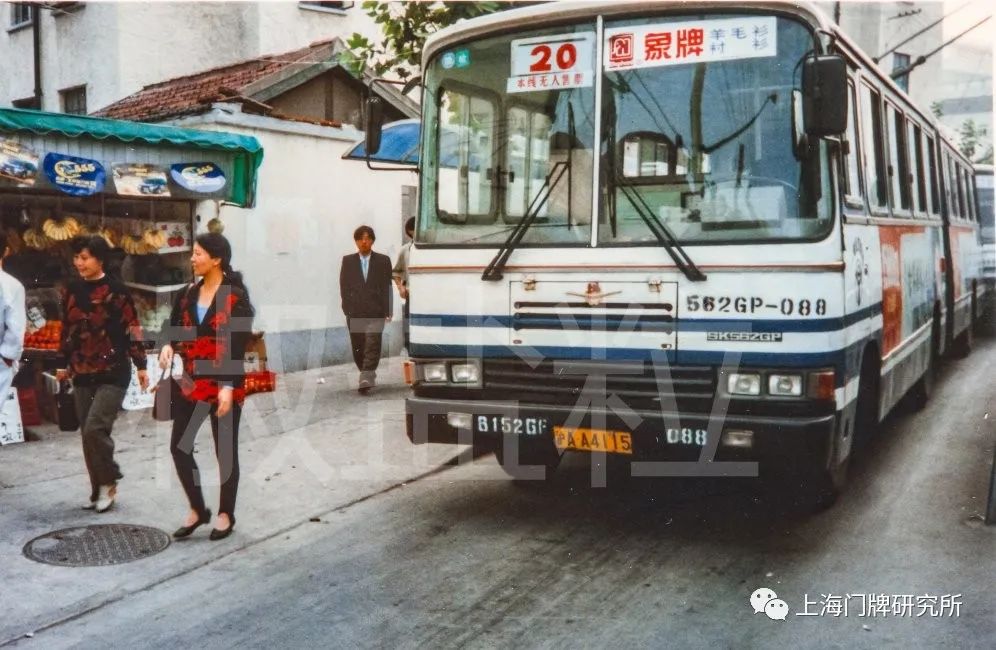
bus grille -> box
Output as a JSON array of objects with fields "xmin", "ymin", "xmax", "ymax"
[{"xmin": 482, "ymin": 359, "xmax": 716, "ymax": 409}]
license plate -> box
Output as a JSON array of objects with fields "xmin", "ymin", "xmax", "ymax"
[
  {"xmin": 553, "ymin": 426, "xmax": 633, "ymax": 455},
  {"xmin": 473, "ymin": 415, "xmax": 549, "ymax": 436}
]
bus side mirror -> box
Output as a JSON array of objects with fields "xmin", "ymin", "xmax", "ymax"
[
  {"xmin": 365, "ymin": 97, "xmax": 384, "ymax": 156},
  {"xmin": 802, "ymin": 54, "xmax": 847, "ymax": 137}
]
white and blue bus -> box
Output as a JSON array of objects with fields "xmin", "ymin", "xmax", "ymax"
[{"xmin": 372, "ymin": 1, "xmax": 986, "ymax": 506}]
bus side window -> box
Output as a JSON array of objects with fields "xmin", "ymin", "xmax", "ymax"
[
  {"xmin": 925, "ymin": 134, "xmax": 940, "ymax": 217},
  {"xmin": 961, "ymin": 164, "xmax": 974, "ymax": 222},
  {"xmin": 950, "ymin": 155, "xmax": 964, "ymax": 219},
  {"xmin": 885, "ymin": 101, "xmax": 911, "ymax": 213},
  {"xmin": 908, "ymin": 120, "xmax": 926, "ymax": 217},
  {"xmin": 860, "ymin": 83, "xmax": 888, "ymax": 213},
  {"xmin": 842, "ymin": 80, "xmax": 863, "ymax": 204}
]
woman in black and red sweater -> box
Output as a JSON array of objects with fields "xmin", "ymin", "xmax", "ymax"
[
  {"xmin": 58, "ymin": 235, "xmax": 149, "ymax": 513},
  {"xmin": 159, "ymin": 232, "xmax": 254, "ymax": 541}
]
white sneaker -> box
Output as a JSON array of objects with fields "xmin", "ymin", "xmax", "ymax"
[{"xmin": 95, "ymin": 484, "xmax": 116, "ymax": 513}]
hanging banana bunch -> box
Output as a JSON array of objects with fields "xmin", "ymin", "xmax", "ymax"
[
  {"xmin": 99, "ymin": 225, "xmax": 118, "ymax": 248},
  {"xmin": 41, "ymin": 215, "xmax": 81, "ymax": 241},
  {"xmin": 142, "ymin": 226, "xmax": 167, "ymax": 251},
  {"xmin": 23, "ymin": 227, "xmax": 54, "ymax": 250}
]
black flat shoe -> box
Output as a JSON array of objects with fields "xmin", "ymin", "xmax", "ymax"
[
  {"xmin": 209, "ymin": 515, "xmax": 236, "ymax": 541},
  {"xmin": 172, "ymin": 509, "xmax": 212, "ymax": 538}
]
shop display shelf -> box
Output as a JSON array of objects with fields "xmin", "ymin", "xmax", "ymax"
[
  {"xmin": 23, "ymin": 347, "xmax": 61, "ymax": 356},
  {"xmin": 157, "ymin": 245, "xmax": 192, "ymax": 254}
]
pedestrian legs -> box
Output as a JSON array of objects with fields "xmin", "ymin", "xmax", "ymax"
[{"xmin": 74, "ymin": 383, "xmax": 127, "ymax": 500}]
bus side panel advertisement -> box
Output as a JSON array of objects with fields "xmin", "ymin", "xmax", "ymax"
[{"xmin": 879, "ymin": 226, "xmax": 933, "ymax": 355}]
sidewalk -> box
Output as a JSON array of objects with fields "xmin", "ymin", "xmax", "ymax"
[{"xmin": 0, "ymin": 358, "xmax": 465, "ymax": 645}]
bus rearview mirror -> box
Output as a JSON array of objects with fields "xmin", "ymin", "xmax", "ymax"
[
  {"xmin": 365, "ymin": 97, "xmax": 384, "ymax": 156},
  {"xmin": 802, "ymin": 55, "xmax": 848, "ymax": 138}
]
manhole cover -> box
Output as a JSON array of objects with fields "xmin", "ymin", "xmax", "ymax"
[{"xmin": 23, "ymin": 524, "xmax": 170, "ymax": 567}]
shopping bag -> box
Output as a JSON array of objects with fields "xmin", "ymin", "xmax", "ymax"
[{"xmin": 152, "ymin": 367, "xmax": 179, "ymax": 421}]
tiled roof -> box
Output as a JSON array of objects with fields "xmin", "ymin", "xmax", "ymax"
[{"xmin": 94, "ymin": 39, "xmax": 339, "ymax": 122}]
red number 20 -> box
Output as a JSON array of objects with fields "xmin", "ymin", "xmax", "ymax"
[{"xmin": 529, "ymin": 43, "xmax": 578, "ymax": 73}]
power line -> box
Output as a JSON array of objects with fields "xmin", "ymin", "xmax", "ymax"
[
  {"xmin": 873, "ymin": 0, "xmax": 979, "ymax": 63},
  {"xmin": 891, "ymin": 14, "xmax": 992, "ymax": 80}
]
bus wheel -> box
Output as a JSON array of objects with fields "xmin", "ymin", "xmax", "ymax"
[
  {"xmin": 494, "ymin": 437, "xmax": 561, "ymax": 483},
  {"xmin": 798, "ymin": 431, "xmax": 850, "ymax": 512},
  {"xmin": 908, "ymin": 313, "xmax": 940, "ymax": 410},
  {"xmin": 799, "ymin": 352, "xmax": 876, "ymax": 511},
  {"xmin": 951, "ymin": 290, "xmax": 976, "ymax": 358},
  {"xmin": 952, "ymin": 319, "xmax": 973, "ymax": 358}
]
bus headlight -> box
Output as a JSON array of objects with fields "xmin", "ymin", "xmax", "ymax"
[
  {"xmin": 768, "ymin": 374, "xmax": 803, "ymax": 396},
  {"xmin": 421, "ymin": 363, "xmax": 448, "ymax": 383},
  {"xmin": 727, "ymin": 373, "xmax": 761, "ymax": 395},
  {"xmin": 450, "ymin": 363, "xmax": 480, "ymax": 384}
]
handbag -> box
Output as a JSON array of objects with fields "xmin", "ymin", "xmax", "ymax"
[
  {"xmin": 56, "ymin": 381, "xmax": 79, "ymax": 432},
  {"xmin": 244, "ymin": 332, "xmax": 276, "ymax": 395},
  {"xmin": 152, "ymin": 366, "xmax": 179, "ymax": 421}
]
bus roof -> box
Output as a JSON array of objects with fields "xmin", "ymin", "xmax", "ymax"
[
  {"xmin": 422, "ymin": 0, "xmax": 973, "ymax": 169},
  {"xmin": 424, "ymin": 1, "xmax": 833, "ymax": 65}
]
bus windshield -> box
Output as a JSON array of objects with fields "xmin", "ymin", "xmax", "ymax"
[
  {"xmin": 419, "ymin": 23, "xmax": 598, "ymax": 246},
  {"xmin": 418, "ymin": 13, "xmax": 833, "ymax": 247},
  {"xmin": 601, "ymin": 14, "xmax": 832, "ymax": 244}
]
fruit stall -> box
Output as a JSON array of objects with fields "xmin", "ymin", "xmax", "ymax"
[{"xmin": 0, "ymin": 107, "xmax": 264, "ymax": 431}]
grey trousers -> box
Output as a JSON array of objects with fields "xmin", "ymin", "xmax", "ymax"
[
  {"xmin": 73, "ymin": 383, "xmax": 127, "ymax": 500},
  {"xmin": 348, "ymin": 317, "xmax": 385, "ymax": 383}
]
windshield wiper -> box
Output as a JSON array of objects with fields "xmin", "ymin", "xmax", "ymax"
[
  {"xmin": 482, "ymin": 161, "xmax": 569, "ymax": 281},
  {"xmin": 614, "ymin": 174, "xmax": 707, "ymax": 282}
]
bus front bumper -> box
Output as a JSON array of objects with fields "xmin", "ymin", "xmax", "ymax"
[{"xmin": 405, "ymin": 397, "xmax": 837, "ymax": 465}]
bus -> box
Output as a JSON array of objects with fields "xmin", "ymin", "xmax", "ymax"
[
  {"xmin": 373, "ymin": 1, "xmax": 986, "ymax": 507},
  {"xmin": 975, "ymin": 165, "xmax": 994, "ymax": 295}
]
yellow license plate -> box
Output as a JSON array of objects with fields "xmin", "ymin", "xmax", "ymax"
[{"xmin": 553, "ymin": 426, "xmax": 633, "ymax": 455}]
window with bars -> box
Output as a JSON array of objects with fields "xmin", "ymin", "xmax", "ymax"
[
  {"xmin": 892, "ymin": 53, "xmax": 911, "ymax": 93},
  {"xmin": 299, "ymin": 1, "xmax": 354, "ymax": 12},
  {"xmin": 9, "ymin": 2, "xmax": 34, "ymax": 27},
  {"xmin": 60, "ymin": 86, "xmax": 87, "ymax": 115}
]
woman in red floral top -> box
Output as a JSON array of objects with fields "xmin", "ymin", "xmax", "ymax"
[
  {"xmin": 57, "ymin": 235, "xmax": 149, "ymax": 513},
  {"xmin": 159, "ymin": 233, "xmax": 254, "ymax": 541}
]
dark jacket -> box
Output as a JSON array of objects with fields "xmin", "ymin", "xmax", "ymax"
[
  {"xmin": 166, "ymin": 279, "xmax": 254, "ymax": 405},
  {"xmin": 339, "ymin": 251, "xmax": 393, "ymax": 319},
  {"xmin": 61, "ymin": 277, "xmax": 147, "ymax": 387}
]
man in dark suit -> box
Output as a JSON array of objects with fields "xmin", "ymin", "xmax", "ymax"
[{"xmin": 340, "ymin": 225, "xmax": 393, "ymax": 393}]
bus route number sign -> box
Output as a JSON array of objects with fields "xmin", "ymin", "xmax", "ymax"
[{"xmin": 508, "ymin": 32, "xmax": 595, "ymax": 94}]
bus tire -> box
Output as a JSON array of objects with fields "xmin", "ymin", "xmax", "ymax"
[
  {"xmin": 951, "ymin": 289, "xmax": 975, "ymax": 358},
  {"xmin": 908, "ymin": 311, "xmax": 940, "ymax": 410},
  {"xmin": 952, "ymin": 317, "xmax": 973, "ymax": 359},
  {"xmin": 852, "ymin": 349, "xmax": 880, "ymax": 450},
  {"xmin": 494, "ymin": 436, "xmax": 561, "ymax": 483}
]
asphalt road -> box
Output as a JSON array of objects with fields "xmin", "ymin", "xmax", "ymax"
[{"xmin": 15, "ymin": 335, "xmax": 996, "ymax": 649}]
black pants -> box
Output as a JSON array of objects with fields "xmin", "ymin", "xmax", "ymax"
[
  {"xmin": 74, "ymin": 383, "xmax": 127, "ymax": 501},
  {"xmin": 348, "ymin": 317, "xmax": 385, "ymax": 380},
  {"xmin": 169, "ymin": 396, "xmax": 242, "ymax": 518}
]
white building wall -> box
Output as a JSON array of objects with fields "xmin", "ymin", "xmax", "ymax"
[
  {"xmin": 0, "ymin": 2, "xmax": 379, "ymax": 114},
  {"xmin": 255, "ymin": 1, "xmax": 378, "ymax": 57},
  {"xmin": 170, "ymin": 105, "xmax": 417, "ymax": 372}
]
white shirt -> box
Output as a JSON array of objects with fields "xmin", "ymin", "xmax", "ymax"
[
  {"xmin": 0, "ymin": 269, "xmax": 25, "ymax": 362},
  {"xmin": 0, "ymin": 268, "xmax": 26, "ymax": 396}
]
